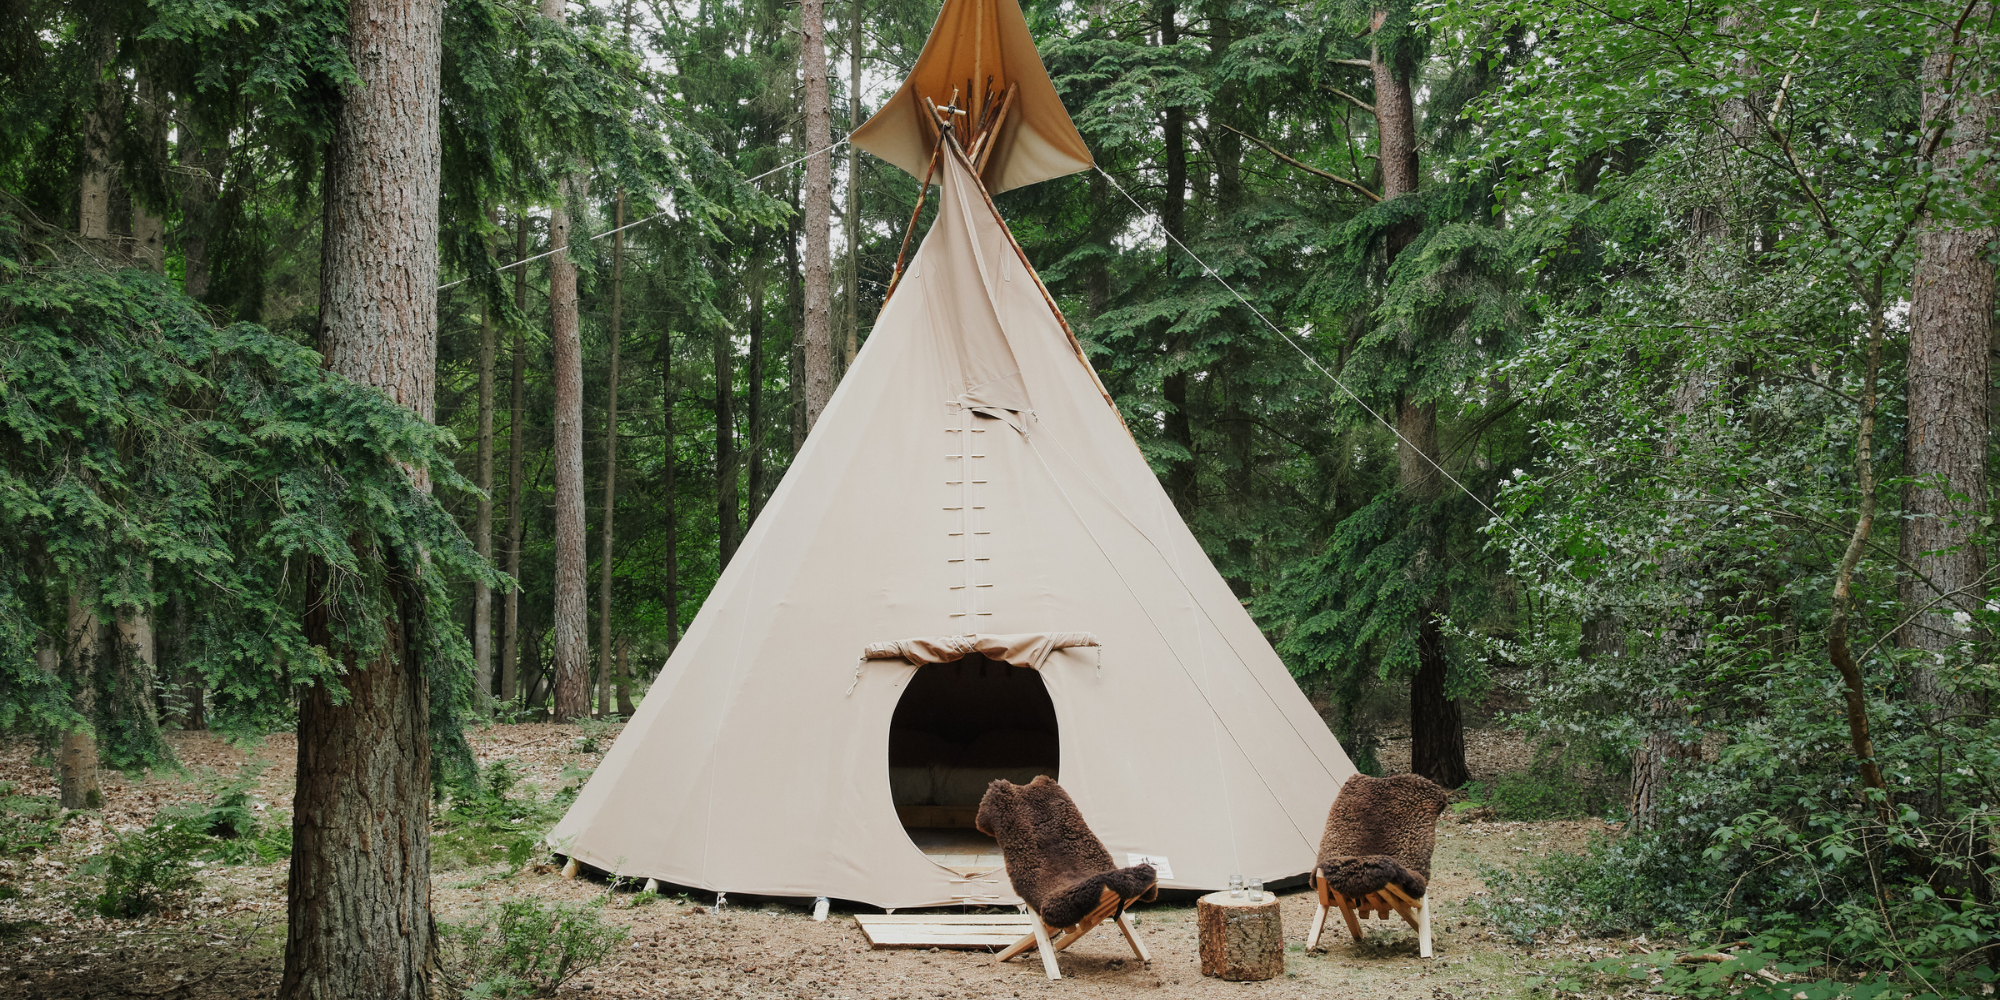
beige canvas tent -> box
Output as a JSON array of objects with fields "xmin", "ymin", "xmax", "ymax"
[{"xmin": 548, "ymin": 0, "xmax": 1356, "ymax": 910}]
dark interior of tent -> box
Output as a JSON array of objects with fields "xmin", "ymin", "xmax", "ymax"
[{"xmin": 888, "ymin": 654, "xmax": 1059, "ymax": 871}]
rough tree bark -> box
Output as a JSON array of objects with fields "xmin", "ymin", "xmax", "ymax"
[
  {"xmin": 1900, "ymin": 28, "xmax": 1994, "ymax": 716},
  {"xmin": 800, "ymin": 0, "xmax": 836, "ymax": 433},
  {"xmin": 475, "ymin": 211, "xmax": 496, "ymax": 709},
  {"xmin": 502, "ymin": 217, "xmax": 528, "ymax": 706},
  {"xmin": 544, "ymin": 0, "xmax": 589, "ymax": 725},
  {"xmin": 281, "ymin": 0, "xmax": 442, "ymax": 992},
  {"xmin": 131, "ymin": 71, "xmax": 167, "ymax": 271},
  {"xmin": 60, "ymin": 593, "xmax": 102, "ymax": 810},
  {"xmin": 598, "ymin": 191, "xmax": 625, "ymax": 718},
  {"xmin": 1373, "ymin": 13, "xmax": 1466, "ymax": 788},
  {"xmin": 79, "ymin": 26, "xmax": 116, "ymax": 243}
]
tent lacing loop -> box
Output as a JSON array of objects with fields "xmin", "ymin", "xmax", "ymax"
[{"xmin": 844, "ymin": 656, "xmax": 865, "ymax": 697}]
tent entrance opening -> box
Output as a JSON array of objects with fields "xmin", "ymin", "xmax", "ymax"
[{"xmin": 889, "ymin": 654, "xmax": 1059, "ymax": 873}]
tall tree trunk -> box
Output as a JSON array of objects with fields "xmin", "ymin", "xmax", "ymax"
[
  {"xmin": 1371, "ymin": 10, "xmax": 1465, "ymax": 788},
  {"xmin": 544, "ymin": 0, "xmax": 589, "ymax": 725},
  {"xmin": 60, "ymin": 593, "xmax": 102, "ymax": 810},
  {"xmin": 1086, "ymin": 169, "xmax": 1110, "ymax": 319},
  {"xmin": 1399, "ymin": 400, "xmax": 1468, "ymax": 788},
  {"xmin": 788, "ymin": 182, "xmax": 806, "ymax": 454},
  {"xmin": 502, "ymin": 217, "xmax": 528, "ymax": 706},
  {"xmin": 598, "ymin": 192, "xmax": 626, "ymax": 719},
  {"xmin": 614, "ymin": 637, "xmax": 634, "ymax": 716},
  {"xmin": 131, "ymin": 71, "xmax": 167, "ymax": 271},
  {"xmin": 79, "ymin": 27, "xmax": 116, "ymax": 243},
  {"xmin": 282, "ymin": 0, "xmax": 442, "ymax": 992},
  {"xmin": 474, "ymin": 210, "xmax": 497, "ymax": 709},
  {"xmin": 746, "ymin": 234, "xmax": 768, "ymax": 524},
  {"xmin": 1158, "ymin": 1, "xmax": 1196, "ymax": 518},
  {"xmin": 715, "ymin": 316, "xmax": 740, "ymax": 568},
  {"xmin": 177, "ymin": 111, "xmax": 221, "ymax": 299},
  {"xmin": 1900, "ymin": 30, "xmax": 1994, "ymax": 715},
  {"xmin": 843, "ymin": 0, "xmax": 864, "ymax": 368},
  {"xmin": 801, "ymin": 0, "xmax": 836, "ymax": 433},
  {"xmin": 660, "ymin": 354, "xmax": 679, "ymax": 650}
]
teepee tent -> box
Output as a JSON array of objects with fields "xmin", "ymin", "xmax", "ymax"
[{"xmin": 548, "ymin": 0, "xmax": 1356, "ymax": 910}]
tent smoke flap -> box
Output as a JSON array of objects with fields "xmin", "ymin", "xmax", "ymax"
[{"xmin": 862, "ymin": 632, "xmax": 1099, "ymax": 670}]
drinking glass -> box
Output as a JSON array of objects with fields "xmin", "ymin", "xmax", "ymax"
[
  {"xmin": 1248, "ymin": 877, "xmax": 1264, "ymax": 902},
  {"xmin": 1228, "ymin": 875, "xmax": 1245, "ymax": 899}
]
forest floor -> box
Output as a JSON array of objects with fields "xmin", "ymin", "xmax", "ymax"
[{"xmin": 0, "ymin": 725, "xmax": 1641, "ymax": 1000}]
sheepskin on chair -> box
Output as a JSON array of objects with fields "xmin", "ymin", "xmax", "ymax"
[
  {"xmin": 1316, "ymin": 772, "xmax": 1450, "ymax": 899},
  {"xmin": 976, "ymin": 776, "xmax": 1158, "ymax": 927}
]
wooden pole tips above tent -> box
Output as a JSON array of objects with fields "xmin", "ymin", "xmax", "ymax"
[{"xmin": 851, "ymin": 0, "xmax": 1092, "ymax": 194}]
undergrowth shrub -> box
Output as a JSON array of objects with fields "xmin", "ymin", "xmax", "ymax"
[
  {"xmin": 444, "ymin": 898, "xmax": 627, "ymax": 998},
  {"xmin": 163, "ymin": 765, "xmax": 292, "ymax": 865},
  {"xmin": 92, "ymin": 820, "xmax": 207, "ymax": 917},
  {"xmin": 434, "ymin": 760, "xmax": 567, "ymax": 873},
  {"xmin": 0, "ymin": 783, "xmax": 60, "ymax": 857},
  {"xmin": 571, "ymin": 716, "xmax": 620, "ymax": 754}
]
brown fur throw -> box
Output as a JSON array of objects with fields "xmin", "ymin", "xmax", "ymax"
[
  {"xmin": 1316, "ymin": 773, "xmax": 1450, "ymax": 899},
  {"xmin": 976, "ymin": 776, "xmax": 1159, "ymax": 927}
]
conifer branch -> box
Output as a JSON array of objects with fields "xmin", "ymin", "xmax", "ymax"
[
  {"xmin": 1321, "ymin": 84, "xmax": 1376, "ymax": 116},
  {"xmin": 1217, "ymin": 122, "xmax": 1380, "ymax": 202}
]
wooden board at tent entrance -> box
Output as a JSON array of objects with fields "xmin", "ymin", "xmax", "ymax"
[{"xmin": 854, "ymin": 912, "xmax": 1037, "ymax": 949}]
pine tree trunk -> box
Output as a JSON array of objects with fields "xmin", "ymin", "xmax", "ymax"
[
  {"xmin": 60, "ymin": 593, "xmax": 102, "ymax": 810},
  {"xmin": 715, "ymin": 320, "xmax": 740, "ymax": 567},
  {"xmin": 177, "ymin": 114, "xmax": 221, "ymax": 300},
  {"xmin": 1158, "ymin": 1, "xmax": 1196, "ymax": 517},
  {"xmin": 746, "ymin": 235, "xmax": 767, "ymax": 525},
  {"xmin": 502, "ymin": 217, "xmax": 528, "ymax": 706},
  {"xmin": 843, "ymin": 0, "xmax": 863, "ymax": 368},
  {"xmin": 79, "ymin": 28, "xmax": 116, "ymax": 242},
  {"xmin": 282, "ymin": 0, "xmax": 442, "ymax": 992},
  {"xmin": 788, "ymin": 186, "xmax": 806, "ymax": 454},
  {"xmin": 131, "ymin": 71, "xmax": 167, "ymax": 271},
  {"xmin": 474, "ymin": 211, "xmax": 497, "ymax": 710},
  {"xmin": 614, "ymin": 637, "xmax": 634, "ymax": 717},
  {"xmin": 598, "ymin": 192, "xmax": 625, "ymax": 719},
  {"xmin": 660, "ymin": 356, "xmax": 679, "ymax": 650},
  {"xmin": 1900, "ymin": 32, "xmax": 1994, "ymax": 715},
  {"xmin": 544, "ymin": 0, "xmax": 589, "ymax": 725},
  {"xmin": 801, "ymin": 0, "xmax": 836, "ymax": 433}
]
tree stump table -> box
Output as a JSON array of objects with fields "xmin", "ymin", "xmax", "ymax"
[{"xmin": 1197, "ymin": 891, "xmax": 1284, "ymax": 981}]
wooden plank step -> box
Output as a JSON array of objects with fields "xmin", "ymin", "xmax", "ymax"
[{"xmin": 855, "ymin": 913, "xmax": 1037, "ymax": 950}]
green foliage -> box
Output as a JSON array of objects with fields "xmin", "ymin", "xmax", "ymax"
[
  {"xmin": 159, "ymin": 764, "xmax": 291, "ymax": 865},
  {"xmin": 443, "ymin": 897, "xmax": 628, "ymax": 998},
  {"xmin": 0, "ymin": 218, "xmax": 499, "ymax": 776},
  {"xmin": 571, "ymin": 714, "xmax": 619, "ymax": 754},
  {"xmin": 433, "ymin": 759, "xmax": 568, "ymax": 874},
  {"xmin": 92, "ymin": 818, "xmax": 207, "ymax": 918},
  {"xmin": 0, "ymin": 782, "xmax": 60, "ymax": 858}
]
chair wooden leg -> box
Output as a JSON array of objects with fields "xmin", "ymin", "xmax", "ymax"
[
  {"xmin": 1306, "ymin": 901, "xmax": 1329, "ymax": 952},
  {"xmin": 1116, "ymin": 911, "xmax": 1151, "ymax": 964},
  {"xmin": 1415, "ymin": 896, "xmax": 1433, "ymax": 958},
  {"xmin": 1032, "ymin": 918, "xmax": 1062, "ymax": 980},
  {"xmin": 996, "ymin": 930, "xmax": 1040, "ymax": 964},
  {"xmin": 1334, "ymin": 892, "xmax": 1365, "ymax": 943}
]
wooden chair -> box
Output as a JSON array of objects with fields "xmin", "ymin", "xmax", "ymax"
[
  {"xmin": 976, "ymin": 776, "xmax": 1158, "ymax": 980},
  {"xmin": 1304, "ymin": 773, "xmax": 1450, "ymax": 959}
]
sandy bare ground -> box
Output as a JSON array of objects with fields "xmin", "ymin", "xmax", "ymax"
[{"xmin": 0, "ymin": 725, "xmax": 1623, "ymax": 999}]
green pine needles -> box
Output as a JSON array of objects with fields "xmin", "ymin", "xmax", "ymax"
[{"xmin": 0, "ymin": 215, "xmax": 503, "ymax": 773}]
